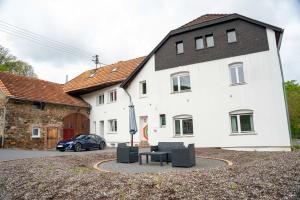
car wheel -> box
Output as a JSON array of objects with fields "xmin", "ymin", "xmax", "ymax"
[
  {"xmin": 74, "ymin": 143, "xmax": 82, "ymax": 152},
  {"xmin": 59, "ymin": 149, "xmax": 65, "ymax": 152},
  {"xmin": 99, "ymin": 142, "xmax": 105, "ymax": 150}
]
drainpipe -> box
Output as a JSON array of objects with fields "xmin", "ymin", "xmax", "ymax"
[
  {"xmin": 123, "ymin": 88, "xmax": 134, "ymax": 147},
  {"xmin": 276, "ymin": 33, "xmax": 292, "ymax": 148},
  {"xmin": 1, "ymin": 97, "xmax": 8, "ymax": 148}
]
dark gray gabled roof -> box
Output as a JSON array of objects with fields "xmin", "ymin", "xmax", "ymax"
[{"xmin": 120, "ymin": 13, "xmax": 284, "ymax": 88}]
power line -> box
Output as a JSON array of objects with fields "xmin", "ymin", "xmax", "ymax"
[
  {"xmin": 0, "ymin": 26, "xmax": 90, "ymax": 59},
  {"xmin": 0, "ymin": 19, "xmax": 94, "ymax": 57}
]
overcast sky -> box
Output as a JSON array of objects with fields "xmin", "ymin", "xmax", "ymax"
[{"xmin": 0, "ymin": 0, "xmax": 299, "ymax": 83}]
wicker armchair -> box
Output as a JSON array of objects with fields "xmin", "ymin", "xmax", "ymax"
[
  {"xmin": 171, "ymin": 144, "xmax": 196, "ymax": 167},
  {"xmin": 116, "ymin": 143, "xmax": 139, "ymax": 163}
]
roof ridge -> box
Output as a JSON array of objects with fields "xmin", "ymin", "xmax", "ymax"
[
  {"xmin": 0, "ymin": 71, "xmax": 62, "ymax": 86},
  {"xmin": 179, "ymin": 13, "xmax": 231, "ymax": 29}
]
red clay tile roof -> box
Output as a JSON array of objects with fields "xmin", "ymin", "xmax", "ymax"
[
  {"xmin": 64, "ymin": 56, "xmax": 145, "ymax": 93},
  {"xmin": 0, "ymin": 72, "xmax": 89, "ymax": 108},
  {"xmin": 180, "ymin": 14, "xmax": 230, "ymax": 29}
]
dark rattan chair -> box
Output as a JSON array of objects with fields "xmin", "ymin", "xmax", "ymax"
[
  {"xmin": 116, "ymin": 143, "xmax": 139, "ymax": 163},
  {"xmin": 171, "ymin": 144, "xmax": 196, "ymax": 167}
]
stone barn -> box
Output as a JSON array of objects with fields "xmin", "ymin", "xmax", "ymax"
[{"xmin": 0, "ymin": 72, "xmax": 90, "ymax": 149}]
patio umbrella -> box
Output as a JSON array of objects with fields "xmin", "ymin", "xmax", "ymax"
[{"xmin": 129, "ymin": 102, "xmax": 137, "ymax": 147}]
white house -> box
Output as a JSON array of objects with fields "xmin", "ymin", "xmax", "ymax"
[{"xmin": 64, "ymin": 13, "xmax": 291, "ymax": 151}]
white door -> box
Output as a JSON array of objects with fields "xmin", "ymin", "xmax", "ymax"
[{"xmin": 99, "ymin": 121, "xmax": 104, "ymax": 137}]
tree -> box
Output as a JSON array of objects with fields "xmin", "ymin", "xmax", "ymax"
[
  {"xmin": 0, "ymin": 45, "xmax": 37, "ymax": 78},
  {"xmin": 285, "ymin": 80, "xmax": 300, "ymax": 139}
]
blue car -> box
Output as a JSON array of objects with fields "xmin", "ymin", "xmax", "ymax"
[{"xmin": 56, "ymin": 134, "xmax": 106, "ymax": 152}]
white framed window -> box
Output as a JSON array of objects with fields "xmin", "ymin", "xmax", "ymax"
[
  {"xmin": 227, "ymin": 29, "xmax": 237, "ymax": 43},
  {"xmin": 229, "ymin": 62, "xmax": 245, "ymax": 85},
  {"xmin": 108, "ymin": 119, "xmax": 117, "ymax": 133},
  {"xmin": 195, "ymin": 37, "xmax": 204, "ymax": 50},
  {"xmin": 32, "ymin": 127, "xmax": 41, "ymax": 138},
  {"xmin": 159, "ymin": 114, "xmax": 166, "ymax": 128},
  {"xmin": 173, "ymin": 115, "xmax": 193, "ymax": 136},
  {"xmin": 230, "ymin": 110, "xmax": 254, "ymax": 134},
  {"xmin": 93, "ymin": 121, "xmax": 97, "ymax": 133},
  {"xmin": 176, "ymin": 41, "xmax": 184, "ymax": 54},
  {"xmin": 97, "ymin": 93, "xmax": 105, "ymax": 105},
  {"xmin": 139, "ymin": 80, "xmax": 147, "ymax": 97},
  {"xmin": 205, "ymin": 34, "xmax": 214, "ymax": 47},
  {"xmin": 171, "ymin": 72, "xmax": 191, "ymax": 93},
  {"xmin": 107, "ymin": 90, "xmax": 117, "ymax": 103}
]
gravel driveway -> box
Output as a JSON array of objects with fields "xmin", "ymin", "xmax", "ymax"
[
  {"xmin": 0, "ymin": 148, "xmax": 115, "ymax": 161},
  {"xmin": 0, "ymin": 148, "xmax": 300, "ymax": 199}
]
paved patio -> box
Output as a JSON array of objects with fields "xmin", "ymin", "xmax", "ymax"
[{"xmin": 98, "ymin": 157, "xmax": 227, "ymax": 173}]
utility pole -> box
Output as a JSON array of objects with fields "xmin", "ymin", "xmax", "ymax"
[{"xmin": 92, "ymin": 55, "xmax": 100, "ymax": 68}]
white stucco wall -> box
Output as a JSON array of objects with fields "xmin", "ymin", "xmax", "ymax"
[{"xmin": 82, "ymin": 28, "xmax": 291, "ymax": 151}]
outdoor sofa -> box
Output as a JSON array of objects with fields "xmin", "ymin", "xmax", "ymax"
[
  {"xmin": 116, "ymin": 143, "xmax": 139, "ymax": 163},
  {"xmin": 150, "ymin": 142, "xmax": 185, "ymax": 162}
]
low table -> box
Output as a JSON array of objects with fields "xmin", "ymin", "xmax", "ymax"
[{"xmin": 139, "ymin": 152, "xmax": 169, "ymax": 166}]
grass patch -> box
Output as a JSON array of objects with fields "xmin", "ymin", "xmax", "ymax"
[
  {"xmin": 292, "ymin": 144, "xmax": 300, "ymax": 151},
  {"xmin": 69, "ymin": 166, "xmax": 93, "ymax": 175}
]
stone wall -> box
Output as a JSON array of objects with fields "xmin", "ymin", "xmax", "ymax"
[{"xmin": 2, "ymin": 98, "xmax": 89, "ymax": 149}]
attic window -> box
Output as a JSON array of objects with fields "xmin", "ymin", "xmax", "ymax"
[
  {"xmin": 89, "ymin": 72, "xmax": 96, "ymax": 78},
  {"xmin": 111, "ymin": 68, "xmax": 118, "ymax": 72}
]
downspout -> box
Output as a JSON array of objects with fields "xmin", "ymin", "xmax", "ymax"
[
  {"xmin": 123, "ymin": 88, "xmax": 134, "ymax": 147},
  {"xmin": 276, "ymin": 32, "xmax": 292, "ymax": 148},
  {"xmin": 1, "ymin": 97, "xmax": 8, "ymax": 148}
]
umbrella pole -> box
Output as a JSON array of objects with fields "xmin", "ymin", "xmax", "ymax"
[{"xmin": 131, "ymin": 133, "xmax": 133, "ymax": 147}]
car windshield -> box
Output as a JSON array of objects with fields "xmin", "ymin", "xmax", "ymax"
[{"xmin": 74, "ymin": 135, "xmax": 88, "ymax": 140}]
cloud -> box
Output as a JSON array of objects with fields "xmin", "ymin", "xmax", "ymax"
[{"xmin": 0, "ymin": 0, "xmax": 299, "ymax": 83}]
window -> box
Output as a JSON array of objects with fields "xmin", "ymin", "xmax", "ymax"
[
  {"xmin": 93, "ymin": 121, "xmax": 96, "ymax": 133},
  {"xmin": 32, "ymin": 102, "xmax": 45, "ymax": 110},
  {"xmin": 160, "ymin": 114, "xmax": 166, "ymax": 128},
  {"xmin": 230, "ymin": 110, "xmax": 254, "ymax": 134},
  {"xmin": 171, "ymin": 73, "xmax": 191, "ymax": 93},
  {"xmin": 205, "ymin": 34, "xmax": 214, "ymax": 47},
  {"xmin": 173, "ymin": 115, "xmax": 193, "ymax": 136},
  {"xmin": 108, "ymin": 119, "xmax": 117, "ymax": 133},
  {"xmin": 97, "ymin": 93, "xmax": 105, "ymax": 105},
  {"xmin": 195, "ymin": 37, "xmax": 204, "ymax": 50},
  {"xmin": 139, "ymin": 81, "xmax": 147, "ymax": 97},
  {"xmin": 108, "ymin": 90, "xmax": 117, "ymax": 103},
  {"xmin": 32, "ymin": 127, "xmax": 41, "ymax": 138},
  {"xmin": 229, "ymin": 63, "xmax": 245, "ymax": 85},
  {"xmin": 176, "ymin": 41, "xmax": 184, "ymax": 54},
  {"xmin": 227, "ymin": 29, "xmax": 237, "ymax": 43}
]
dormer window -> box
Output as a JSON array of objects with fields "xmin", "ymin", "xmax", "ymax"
[
  {"xmin": 195, "ymin": 37, "xmax": 204, "ymax": 50},
  {"xmin": 205, "ymin": 34, "xmax": 214, "ymax": 47},
  {"xmin": 176, "ymin": 41, "xmax": 184, "ymax": 54},
  {"xmin": 227, "ymin": 29, "xmax": 237, "ymax": 43}
]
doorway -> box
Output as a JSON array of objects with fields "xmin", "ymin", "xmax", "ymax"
[
  {"xmin": 99, "ymin": 121, "xmax": 104, "ymax": 137},
  {"xmin": 140, "ymin": 116, "xmax": 149, "ymax": 142},
  {"xmin": 47, "ymin": 127, "xmax": 58, "ymax": 149}
]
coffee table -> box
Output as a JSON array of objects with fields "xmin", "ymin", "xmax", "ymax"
[{"xmin": 139, "ymin": 152, "xmax": 169, "ymax": 166}]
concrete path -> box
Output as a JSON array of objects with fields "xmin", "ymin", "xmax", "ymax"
[
  {"xmin": 0, "ymin": 148, "xmax": 115, "ymax": 161},
  {"xmin": 99, "ymin": 157, "xmax": 227, "ymax": 174}
]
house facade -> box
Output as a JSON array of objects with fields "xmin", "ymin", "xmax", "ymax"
[
  {"xmin": 64, "ymin": 14, "xmax": 291, "ymax": 151},
  {"xmin": 0, "ymin": 72, "xmax": 90, "ymax": 149}
]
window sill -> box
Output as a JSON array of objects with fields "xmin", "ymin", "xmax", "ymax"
[
  {"xmin": 171, "ymin": 89, "xmax": 192, "ymax": 94},
  {"xmin": 230, "ymin": 82, "xmax": 247, "ymax": 86},
  {"xmin": 228, "ymin": 41, "xmax": 238, "ymax": 44},
  {"xmin": 229, "ymin": 132, "xmax": 257, "ymax": 136},
  {"xmin": 106, "ymin": 101, "xmax": 116, "ymax": 104},
  {"xmin": 139, "ymin": 95, "xmax": 147, "ymax": 99},
  {"xmin": 107, "ymin": 132, "xmax": 118, "ymax": 134},
  {"xmin": 32, "ymin": 136, "xmax": 41, "ymax": 139},
  {"xmin": 173, "ymin": 134, "xmax": 194, "ymax": 138},
  {"xmin": 176, "ymin": 52, "xmax": 184, "ymax": 55}
]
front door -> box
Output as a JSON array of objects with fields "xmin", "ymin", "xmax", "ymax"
[
  {"xmin": 47, "ymin": 128, "xmax": 58, "ymax": 149},
  {"xmin": 140, "ymin": 116, "xmax": 149, "ymax": 142}
]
